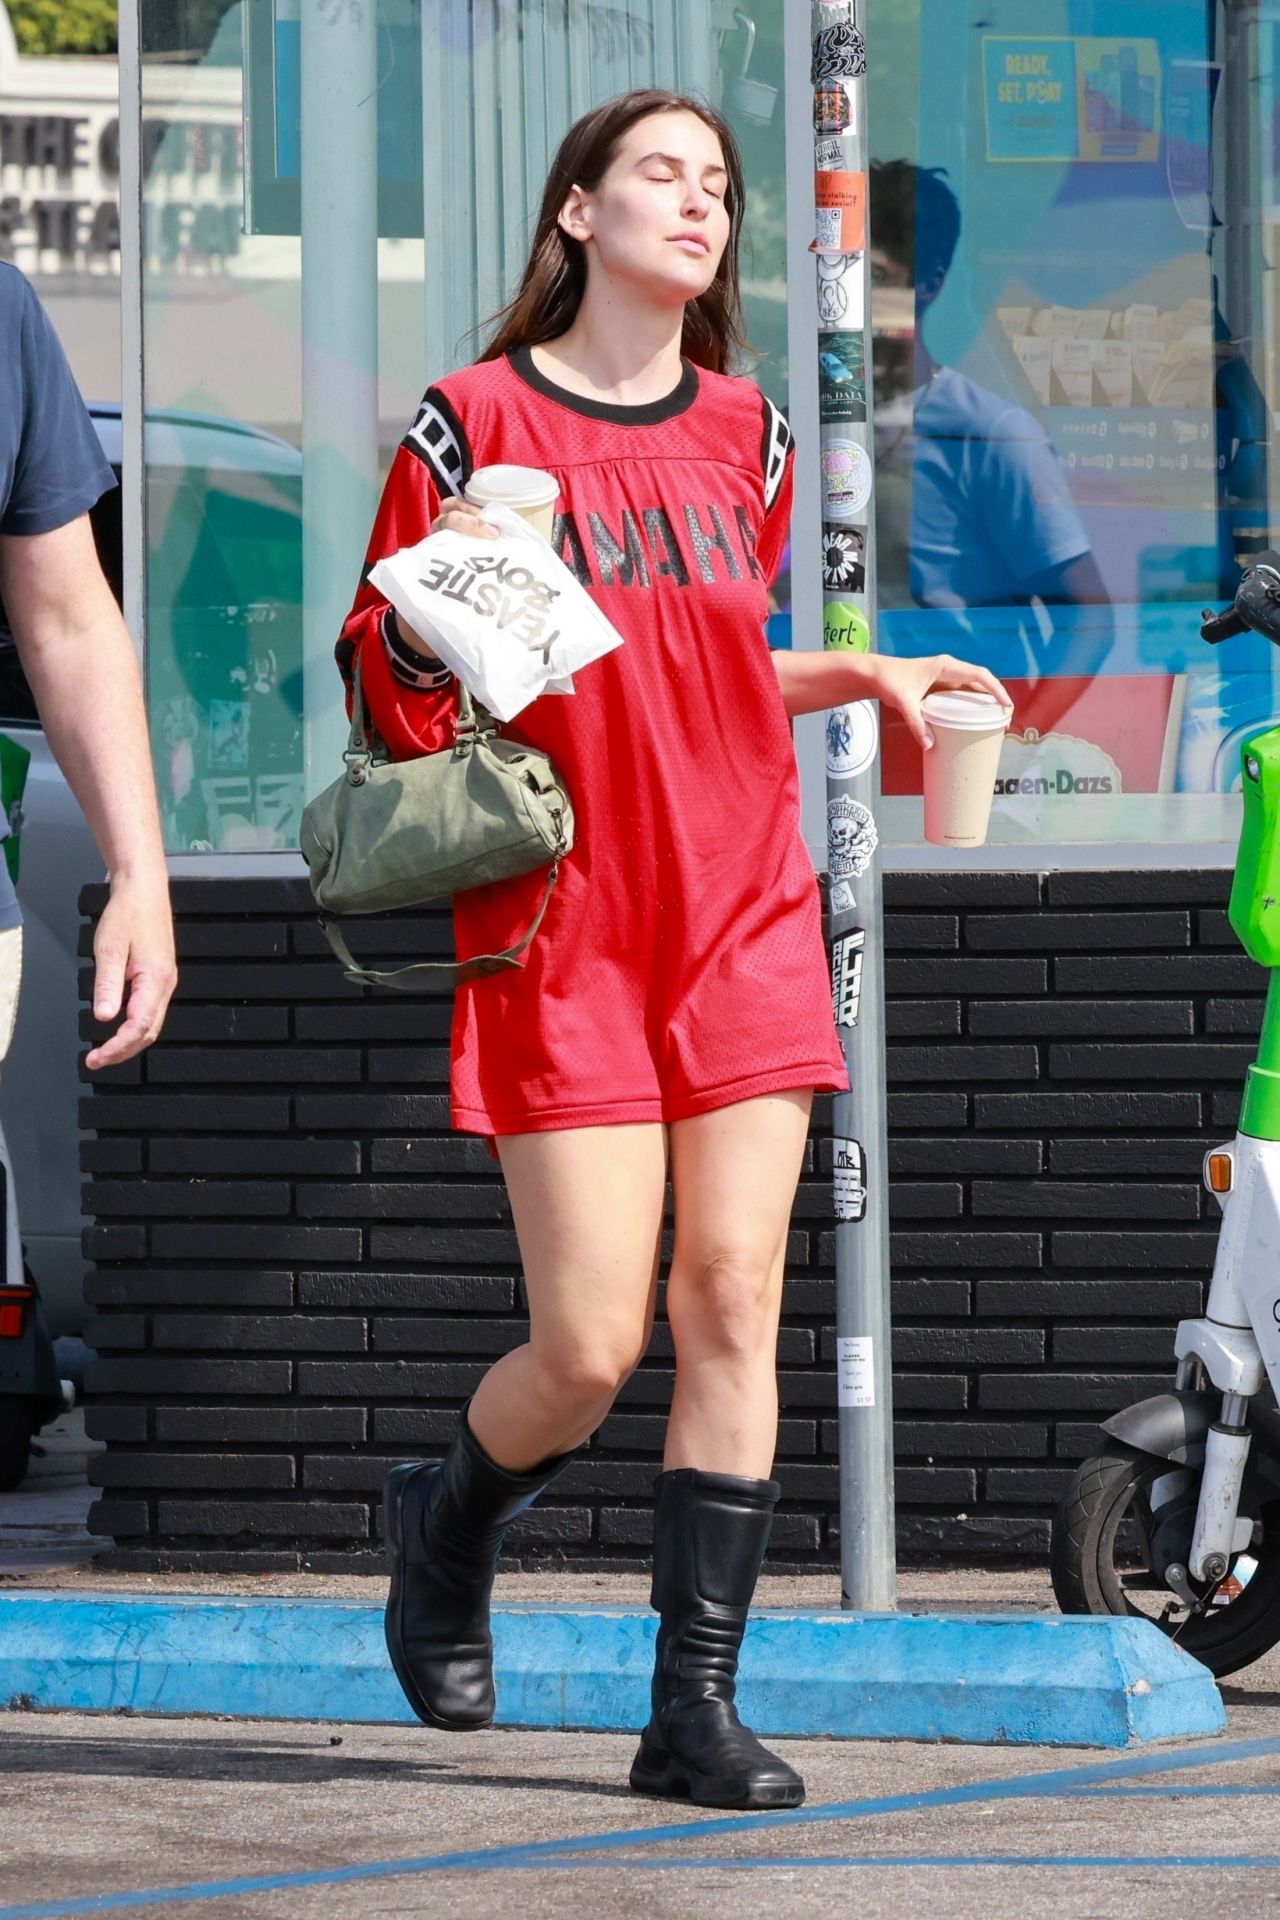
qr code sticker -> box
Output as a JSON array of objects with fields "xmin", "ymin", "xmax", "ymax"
[{"xmin": 814, "ymin": 205, "xmax": 842, "ymax": 250}]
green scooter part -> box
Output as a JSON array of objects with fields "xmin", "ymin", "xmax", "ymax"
[
  {"xmin": 0, "ymin": 731, "xmax": 29, "ymax": 886},
  {"xmin": 1231, "ymin": 725, "xmax": 1280, "ymax": 1142}
]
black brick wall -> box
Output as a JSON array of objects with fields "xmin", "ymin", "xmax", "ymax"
[{"xmin": 77, "ymin": 869, "xmax": 1254, "ymax": 1572}]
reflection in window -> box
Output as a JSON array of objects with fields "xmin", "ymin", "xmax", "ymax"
[
  {"xmin": 869, "ymin": 0, "xmax": 1279, "ymax": 849},
  {"xmin": 146, "ymin": 425, "xmax": 303, "ymax": 852},
  {"xmin": 137, "ymin": 1, "xmax": 791, "ymax": 850}
]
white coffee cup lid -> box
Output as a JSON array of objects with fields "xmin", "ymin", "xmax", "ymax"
[
  {"xmin": 920, "ymin": 689, "xmax": 1011, "ymax": 731},
  {"xmin": 464, "ymin": 464, "xmax": 559, "ymax": 509}
]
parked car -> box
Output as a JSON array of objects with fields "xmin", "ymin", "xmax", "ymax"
[{"xmin": 0, "ymin": 405, "xmax": 302, "ymax": 1337}]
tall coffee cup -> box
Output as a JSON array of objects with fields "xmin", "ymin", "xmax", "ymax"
[
  {"xmin": 464, "ymin": 465, "xmax": 560, "ymax": 541},
  {"xmin": 921, "ymin": 689, "xmax": 1011, "ymax": 848}
]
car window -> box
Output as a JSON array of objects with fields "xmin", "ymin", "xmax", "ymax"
[{"xmin": 0, "ymin": 479, "xmax": 124, "ymax": 727}]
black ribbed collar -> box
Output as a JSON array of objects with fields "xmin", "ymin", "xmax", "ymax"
[{"xmin": 508, "ymin": 343, "xmax": 699, "ymax": 425}]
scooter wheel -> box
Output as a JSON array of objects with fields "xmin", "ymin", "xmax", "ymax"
[
  {"xmin": 1051, "ymin": 1441, "xmax": 1280, "ymax": 1679},
  {"xmin": 0, "ymin": 1397, "xmax": 34, "ymax": 1491}
]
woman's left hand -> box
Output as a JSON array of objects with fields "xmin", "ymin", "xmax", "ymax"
[{"xmin": 869, "ymin": 653, "xmax": 1013, "ymax": 750}]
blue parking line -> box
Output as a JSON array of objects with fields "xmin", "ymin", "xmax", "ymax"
[
  {"xmin": 2, "ymin": 1735, "xmax": 1278, "ymax": 1919},
  {"xmin": 505, "ymin": 1853, "xmax": 1280, "ymax": 1871},
  {"xmin": 1060, "ymin": 1784, "xmax": 1280, "ymax": 1798}
]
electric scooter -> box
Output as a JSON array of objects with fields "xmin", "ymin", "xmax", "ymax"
[{"xmin": 1051, "ymin": 554, "xmax": 1280, "ymax": 1676}]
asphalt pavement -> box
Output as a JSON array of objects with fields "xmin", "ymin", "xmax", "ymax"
[
  {"xmin": 5, "ymin": 1706, "xmax": 1280, "ymax": 1918},
  {"xmin": 3, "ymin": 1418, "xmax": 1280, "ymax": 1917}
]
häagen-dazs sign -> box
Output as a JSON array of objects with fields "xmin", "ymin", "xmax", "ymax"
[{"xmin": 989, "ymin": 726, "xmax": 1125, "ymax": 836}]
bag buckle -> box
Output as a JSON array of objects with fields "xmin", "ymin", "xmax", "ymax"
[
  {"xmin": 343, "ymin": 749, "xmax": 371, "ymax": 785},
  {"xmin": 454, "ymin": 715, "xmax": 498, "ymax": 748}
]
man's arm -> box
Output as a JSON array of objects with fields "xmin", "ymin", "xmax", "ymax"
[
  {"xmin": 0, "ymin": 514, "xmax": 177, "ymax": 1068},
  {"xmin": 1015, "ymin": 549, "xmax": 1115, "ymax": 739}
]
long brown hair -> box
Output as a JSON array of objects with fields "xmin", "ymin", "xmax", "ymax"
[{"xmin": 478, "ymin": 89, "xmax": 750, "ymax": 374}]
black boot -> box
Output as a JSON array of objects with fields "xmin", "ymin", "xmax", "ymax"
[
  {"xmin": 383, "ymin": 1401, "xmax": 575, "ymax": 1730},
  {"xmin": 629, "ymin": 1467, "xmax": 805, "ymax": 1810}
]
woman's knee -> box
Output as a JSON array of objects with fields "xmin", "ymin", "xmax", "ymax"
[
  {"xmin": 528, "ymin": 1329, "xmax": 647, "ymax": 1412},
  {"xmin": 666, "ymin": 1249, "xmax": 782, "ymax": 1361}
]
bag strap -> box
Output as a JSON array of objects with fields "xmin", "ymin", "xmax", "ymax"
[
  {"xmin": 345, "ymin": 650, "xmax": 378, "ymax": 770},
  {"xmin": 346, "ymin": 647, "xmax": 490, "ymax": 779},
  {"xmin": 317, "ymin": 858, "xmax": 562, "ymax": 993}
]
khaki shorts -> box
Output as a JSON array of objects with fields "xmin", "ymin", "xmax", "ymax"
[{"xmin": 0, "ymin": 923, "xmax": 22, "ymax": 1069}]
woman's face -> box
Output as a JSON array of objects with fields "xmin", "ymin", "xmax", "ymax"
[{"xmin": 564, "ymin": 110, "xmax": 732, "ymax": 309}]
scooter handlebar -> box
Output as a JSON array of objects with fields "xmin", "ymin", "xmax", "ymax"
[
  {"xmin": 1201, "ymin": 605, "xmax": 1249, "ymax": 644},
  {"xmin": 1205, "ymin": 552, "xmax": 1280, "ymax": 647}
]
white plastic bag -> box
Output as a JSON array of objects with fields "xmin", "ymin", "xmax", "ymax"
[{"xmin": 368, "ymin": 502, "xmax": 623, "ymax": 722}]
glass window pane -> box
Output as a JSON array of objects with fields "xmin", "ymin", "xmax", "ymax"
[
  {"xmin": 868, "ymin": 0, "xmax": 1272, "ymax": 853},
  {"xmin": 139, "ymin": 0, "xmax": 791, "ymax": 853}
]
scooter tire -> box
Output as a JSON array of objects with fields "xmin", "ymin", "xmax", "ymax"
[
  {"xmin": 1052, "ymin": 1441, "xmax": 1280, "ymax": 1679},
  {"xmin": 0, "ymin": 1397, "xmax": 33, "ymax": 1491}
]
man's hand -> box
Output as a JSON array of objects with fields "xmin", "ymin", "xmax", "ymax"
[{"xmin": 84, "ymin": 876, "xmax": 178, "ymax": 1071}]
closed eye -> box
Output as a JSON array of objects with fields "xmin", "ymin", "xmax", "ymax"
[{"xmin": 640, "ymin": 151, "xmax": 729, "ymax": 198}]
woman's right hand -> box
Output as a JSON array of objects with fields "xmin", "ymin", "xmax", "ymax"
[{"xmin": 431, "ymin": 499, "xmax": 499, "ymax": 540}]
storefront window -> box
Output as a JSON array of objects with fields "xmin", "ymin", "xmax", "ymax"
[
  {"xmin": 868, "ymin": 0, "xmax": 1278, "ymax": 852},
  {"xmin": 136, "ymin": 0, "xmax": 1269, "ymax": 864},
  {"xmin": 137, "ymin": 0, "xmax": 787, "ymax": 854}
]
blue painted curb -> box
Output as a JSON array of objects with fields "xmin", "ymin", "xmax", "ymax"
[{"xmin": 0, "ymin": 1593, "xmax": 1224, "ymax": 1747}]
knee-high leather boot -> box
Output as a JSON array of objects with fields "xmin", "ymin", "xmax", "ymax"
[
  {"xmin": 629, "ymin": 1467, "xmax": 805, "ymax": 1809},
  {"xmin": 383, "ymin": 1400, "xmax": 576, "ymax": 1729}
]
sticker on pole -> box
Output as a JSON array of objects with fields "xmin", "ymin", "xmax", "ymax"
[
  {"xmin": 820, "ymin": 439, "xmax": 872, "ymax": 520},
  {"xmin": 815, "ymin": 251, "xmax": 863, "ymax": 328},
  {"xmin": 831, "ymin": 926, "xmax": 865, "ymax": 1027},
  {"xmin": 823, "ymin": 598, "xmax": 871, "ymax": 652},
  {"xmin": 812, "ymin": 170, "xmax": 867, "ymax": 255},
  {"xmin": 833, "ymin": 1136, "xmax": 868, "ymax": 1224},
  {"xmin": 829, "ymin": 876, "xmax": 857, "ymax": 915},
  {"xmin": 813, "ymin": 77, "xmax": 857, "ymax": 137},
  {"xmin": 827, "ymin": 795, "xmax": 878, "ymax": 878},
  {"xmin": 822, "ymin": 524, "xmax": 865, "ymax": 592},
  {"xmin": 837, "ymin": 1334, "xmax": 875, "ymax": 1407},
  {"xmin": 812, "ymin": 22, "xmax": 867, "ymax": 82},
  {"xmin": 826, "ymin": 701, "xmax": 878, "ymax": 778},
  {"xmin": 818, "ymin": 332, "xmax": 866, "ymax": 423},
  {"xmin": 815, "ymin": 131, "xmax": 857, "ymax": 173}
]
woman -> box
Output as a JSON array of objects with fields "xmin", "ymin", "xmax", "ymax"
[{"xmin": 337, "ymin": 88, "xmax": 1009, "ymax": 1812}]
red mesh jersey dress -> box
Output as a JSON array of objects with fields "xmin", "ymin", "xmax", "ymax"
[{"xmin": 336, "ymin": 346, "xmax": 850, "ymax": 1156}]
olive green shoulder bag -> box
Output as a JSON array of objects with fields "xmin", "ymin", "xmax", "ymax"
[{"xmin": 299, "ymin": 656, "xmax": 574, "ymax": 993}]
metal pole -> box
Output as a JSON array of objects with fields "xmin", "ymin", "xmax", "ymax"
[
  {"xmin": 809, "ymin": 0, "xmax": 896, "ymax": 1610},
  {"xmin": 300, "ymin": 0, "xmax": 380, "ymax": 803},
  {"xmin": 118, "ymin": 0, "xmax": 144, "ymax": 675}
]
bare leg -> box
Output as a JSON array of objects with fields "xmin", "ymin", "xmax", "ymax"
[
  {"xmin": 467, "ymin": 1121, "xmax": 669, "ymax": 1472},
  {"xmin": 628, "ymin": 1091, "xmax": 813, "ymax": 1812},
  {"xmin": 662, "ymin": 1090, "xmax": 813, "ymax": 1478}
]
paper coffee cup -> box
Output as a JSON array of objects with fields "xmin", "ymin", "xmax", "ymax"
[
  {"xmin": 921, "ymin": 689, "xmax": 1011, "ymax": 848},
  {"xmin": 464, "ymin": 465, "xmax": 560, "ymax": 541}
]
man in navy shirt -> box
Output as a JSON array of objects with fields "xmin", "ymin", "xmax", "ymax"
[
  {"xmin": 870, "ymin": 160, "xmax": 1113, "ymax": 738},
  {"xmin": 0, "ymin": 263, "xmax": 175, "ymax": 1071}
]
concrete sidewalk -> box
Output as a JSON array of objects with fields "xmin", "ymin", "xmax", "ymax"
[
  {"xmin": 0, "ymin": 1406, "xmax": 102, "ymax": 1578},
  {"xmin": 0, "ymin": 1406, "xmax": 1064, "ymax": 1610},
  {"xmin": 0, "ymin": 1420, "xmax": 1239, "ymax": 1754}
]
